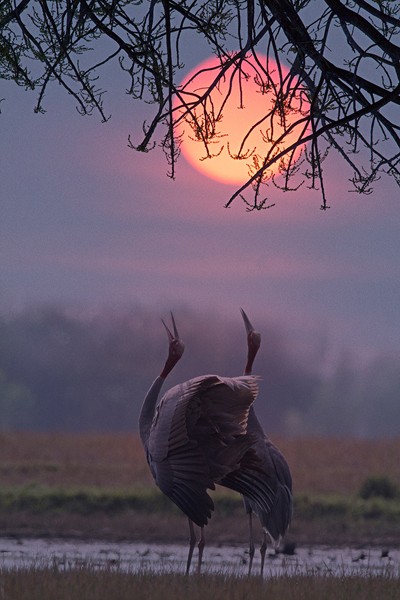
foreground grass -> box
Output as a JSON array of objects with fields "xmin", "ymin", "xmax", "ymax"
[{"xmin": 0, "ymin": 567, "xmax": 399, "ymax": 600}]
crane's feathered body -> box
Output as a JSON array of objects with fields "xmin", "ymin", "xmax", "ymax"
[
  {"xmin": 138, "ymin": 314, "xmax": 268, "ymax": 574},
  {"xmin": 138, "ymin": 311, "xmax": 292, "ymax": 575},
  {"xmin": 235, "ymin": 309, "xmax": 293, "ymax": 575},
  {"xmin": 143, "ymin": 374, "xmax": 260, "ymax": 527},
  {"xmin": 238, "ymin": 414, "xmax": 292, "ymax": 539},
  {"xmin": 221, "ymin": 409, "xmax": 292, "ymax": 545}
]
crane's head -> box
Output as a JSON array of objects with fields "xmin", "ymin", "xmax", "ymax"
[
  {"xmin": 160, "ymin": 312, "xmax": 185, "ymax": 378},
  {"xmin": 240, "ymin": 308, "xmax": 261, "ymax": 374},
  {"xmin": 241, "ymin": 308, "xmax": 261, "ymax": 351}
]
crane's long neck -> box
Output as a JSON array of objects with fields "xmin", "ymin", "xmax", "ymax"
[
  {"xmin": 247, "ymin": 404, "xmax": 265, "ymax": 435},
  {"xmin": 244, "ymin": 342, "xmax": 258, "ymax": 376},
  {"xmin": 243, "ymin": 339, "xmax": 265, "ymax": 434},
  {"xmin": 244, "ymin": 349, "xmax": 253, "ymax": 376},
  {"xmin": 139, "ymin": 376, "xmax": 165, "ymax": 446}
]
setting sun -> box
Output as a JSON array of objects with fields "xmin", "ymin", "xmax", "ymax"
[{"xmin": 174, "ymin": 54, "xmax": 309, "ymax": 186}]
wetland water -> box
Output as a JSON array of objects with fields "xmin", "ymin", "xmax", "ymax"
[{"xmin": 0, "ymin": 538, "xmax": 399, "ymax": 577}]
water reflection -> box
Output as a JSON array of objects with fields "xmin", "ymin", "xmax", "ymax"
[{"xmin": 0, "ymin": 538, "xmax": 398, "ymax": 577}]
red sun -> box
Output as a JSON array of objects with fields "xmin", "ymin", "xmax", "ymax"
[{"xmin": 174, "ymin": 55, "xmax": 308, "ymax": 185}]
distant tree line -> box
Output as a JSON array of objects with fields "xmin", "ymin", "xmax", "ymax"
[{"xmin": 0, "ymin": 305, "xmax": 398, "ymax": 437}]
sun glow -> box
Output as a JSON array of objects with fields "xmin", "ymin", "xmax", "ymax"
[{"xmin": 174, "ymin": 55, "xmax": 309, "ymax": 186}]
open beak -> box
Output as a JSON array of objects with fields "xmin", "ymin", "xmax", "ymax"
[
  {"xmin": 161, "ymin": 312, "xmax": 179, "ymax": 341},
  {"xmin": 240, "ymin": 308, "xmax": 255, "ymax": 335}
]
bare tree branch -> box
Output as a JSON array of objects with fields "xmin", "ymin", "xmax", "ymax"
[{"xmin": 1, "ymin": 0, "xmax": 400, "ymax": 209}]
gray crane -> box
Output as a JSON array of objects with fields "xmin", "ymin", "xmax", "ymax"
[
  {"xmin": 139, "ymin": 313, "xmax": 262, "ymax": 574},
  {"xmin": 224, "ymin": 308, "xmax": 293, "ymax": 576}
]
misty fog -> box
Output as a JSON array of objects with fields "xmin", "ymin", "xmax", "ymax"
[{"xmin": 0, "ymin": 304, "xmax": 398, "ymax": 438}]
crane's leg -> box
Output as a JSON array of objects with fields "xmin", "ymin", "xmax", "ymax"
[
  {"xmin": 197, "ymin": 526, "xmax": 205, "ymax": 574},
  {"xmin": 260, "ymin": 531, "xmax": 267, "ymax": 577},
  {"xmin": 186, "ymin": 519, "xmax": 197, "ymax": 575},
  {"xmin": 247, "ymin": 510, "xmax": 255, "ymax": 577}
]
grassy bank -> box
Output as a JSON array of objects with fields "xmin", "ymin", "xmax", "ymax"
[
  {"xmin": 1, "ymin": 566, "xmax": 399, "ymax": 600},
  {"xmin": 0, "ymin": 433, "xmax": 399, "ymax": 546},
  {"xmin": 0, "ymin": 485, "xmax": 399, "ymax": 546}
]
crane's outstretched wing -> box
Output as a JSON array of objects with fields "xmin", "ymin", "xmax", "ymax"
[
  {"xmin": 220, "ymin": 447, "xmax": 278, "ymax": 520},
  {"xmin": 192, "ymin": 375, "xmax": 260, "ymax": 440},
  {"xmin": 223, "ymin": 438, "xmax": 293, "ymax": 544},
  {"xmin": 149, "ymin": 438, "xmax": 215, "ymax": 527},
  {"xmin": 147, "ymin": 374, "xmax": 259, "ymax": 527},
  {"xmin": 149, "ymin": 375, "xmax": 259, "ymax": 461}
]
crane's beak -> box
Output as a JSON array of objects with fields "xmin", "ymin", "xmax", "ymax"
[
  {"xmin": 161, "ymin": 312, "xmax": 180, "ymax": 341},
  {"xmin": 240, "ymin": 308, "xmax": 255, "ymax": 335}
]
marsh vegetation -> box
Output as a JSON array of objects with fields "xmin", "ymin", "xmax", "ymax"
[{"xmin": 1, "ymin": 433, "xmax": 399, "ymax": 597}]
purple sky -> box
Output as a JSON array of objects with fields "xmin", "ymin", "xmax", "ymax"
[{"xmin": 1, "ymin": 66, "xmax": 400, "ymax": 365}]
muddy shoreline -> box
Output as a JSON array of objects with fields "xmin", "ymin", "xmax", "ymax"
[
  {"xmin": 1, "ymin": 536, "xmax": 399, "ymax": 580},
  {"xmin": 1, "ymin": 510, "xmax": 398, "ymax": 550}
]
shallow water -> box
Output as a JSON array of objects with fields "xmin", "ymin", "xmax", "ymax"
[{"xmin": 0, "ymin": 538, "xmax": 399, "ymax": 577}]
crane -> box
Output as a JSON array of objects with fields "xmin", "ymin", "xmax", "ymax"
[
  {"xmin": 228, "ymin": 308, "xmax": 293, "ymax": 576},
  {"xmin": 138, "ymin": 313, "xmax": 262, "ymax": 574}
]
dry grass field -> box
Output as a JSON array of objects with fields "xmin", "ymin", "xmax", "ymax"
[
  {"xmin": 1, "ymin": 432, "xmax": 399, "ymax": 494},
  {"xmin": 0, "ymin": 432, "xmax": 399, "ymax": 546}
]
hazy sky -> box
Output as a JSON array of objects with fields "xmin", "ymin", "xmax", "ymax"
[{"xmin": 1, "ymin": 54, "xmax": 400, "ymax": 365}]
